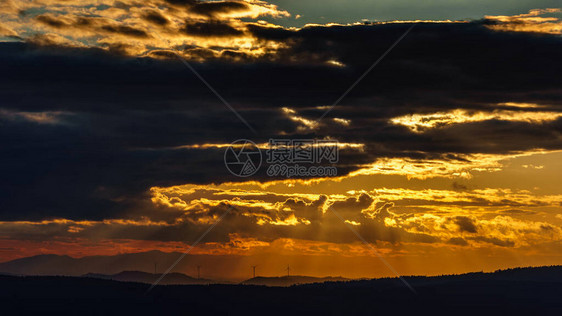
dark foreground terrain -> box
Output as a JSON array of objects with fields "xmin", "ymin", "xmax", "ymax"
[{"xmin": 2, "ymin": 266, "xmax": 562, "ymax": 315}]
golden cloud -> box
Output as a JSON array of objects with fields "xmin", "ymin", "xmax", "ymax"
[
  {"xmin": 485, "ymin": 8, "xmax": 562, "ymax": 34},
  {"xmin": 390, "ymin": 108, "xmax": 562, "ymax": 133},
  {"xmin": 0, "ymin": 0, "xmax": 290, "ymax": 60}
]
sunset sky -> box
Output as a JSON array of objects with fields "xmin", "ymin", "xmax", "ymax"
[{"xmin": 1, "ymin": 1, "xmax": 562, "ymax": 281}]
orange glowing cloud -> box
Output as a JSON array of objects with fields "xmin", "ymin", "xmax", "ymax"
[
  {"xmin": 0, "ymin": 0, "xmax": 291, "ymax": 60},
  {"xmin": 390, "ymin": 108, "xmax": 562, "ymax": 133},
  {"xmin": 485, "ymin": 8, "xmax": 562, "ymax": 34}
]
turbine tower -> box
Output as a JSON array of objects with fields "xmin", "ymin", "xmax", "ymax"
[
  {"xmin": 286, "ymin": 265, "xmax": 290, "ymax": 277},
  {"xmin": 197, "ymin": 265, "xmax": 201, "ymax": 279},
  {"xmin": 251, "ymin": 265, "xmax": 257, "ymax": 278}
]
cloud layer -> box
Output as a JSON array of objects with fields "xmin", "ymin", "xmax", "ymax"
[{"xmin": 0, "ymin": 4, "xmax": 561, "ymax": 270}]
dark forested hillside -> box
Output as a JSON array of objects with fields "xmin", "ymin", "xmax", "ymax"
[{"xmin": 2, "ymin": 266, "xmax": 562, "ymax": 315}]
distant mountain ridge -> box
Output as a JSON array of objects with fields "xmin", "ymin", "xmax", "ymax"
[
  {"xmin": 81, "ymin": 271, "xmax": 347, "ymax": 286},
  {"xmin": 0, "ymin": 252, "xmax": 351, "ymax": 286},
  {"xmin": 83, "ymin": 270, "xmax": 212, "ymax": 285},
  {"xmin": 0, "ymin": 251, "xmax": 235, "ymax": 278},
  {"xmin": 241, "ymin": 275, "xmax": 349, "ymax": 286}
]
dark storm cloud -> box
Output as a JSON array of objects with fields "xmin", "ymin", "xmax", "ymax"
[
  {"xmin": 447, "ymin": 237, "xmax": 469, "ymax": 246},
  {"xmin": 143, "ymin": 11, "xmax": 170, "ymax": 26},
  {"xmin": 35, "ymin": 14, "xmax": 67, "ymax": 28},
  {"xmin": 189, "ymin": 1, "xmax": 250, "ymax": 17},
  {"xmin": 500, "ymin": 209, "xmax": 537, "ymax": 215},
  {"xmin": 183, "ymin": 20, "xmax": 244, "ymax": 37},
  {"xmin": 453, "ymin": 216, "xmax": 478, "ymax": 233},
  {"xmin": 35, "ymin": 14, "xmax": 149, "ymax": 38},
  {"xmin": 100, "ymin": 25, "xmax": 149, "ymax": 38},
  {"xmin": 0, "ymin": 20, "xmax": 561, "ymax": 221},
  {"xmin": 469, "ymin": 236, "xmax": 515, "ymax": 247},
  {"xmin": 330, "ymin": 193, "xmax": 374, "ymax": 216},
  {"xmin": 247, "ymin": 21, "xmax": 562, "ymax": 157},
  {"xmin": 164, "ymin": 0, "xmax": 197, "ymax": 6}
]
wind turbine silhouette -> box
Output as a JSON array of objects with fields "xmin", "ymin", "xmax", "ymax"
[{"xmin": 251, "ymin": 265, "xmax": 257, "ymax": 278}]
